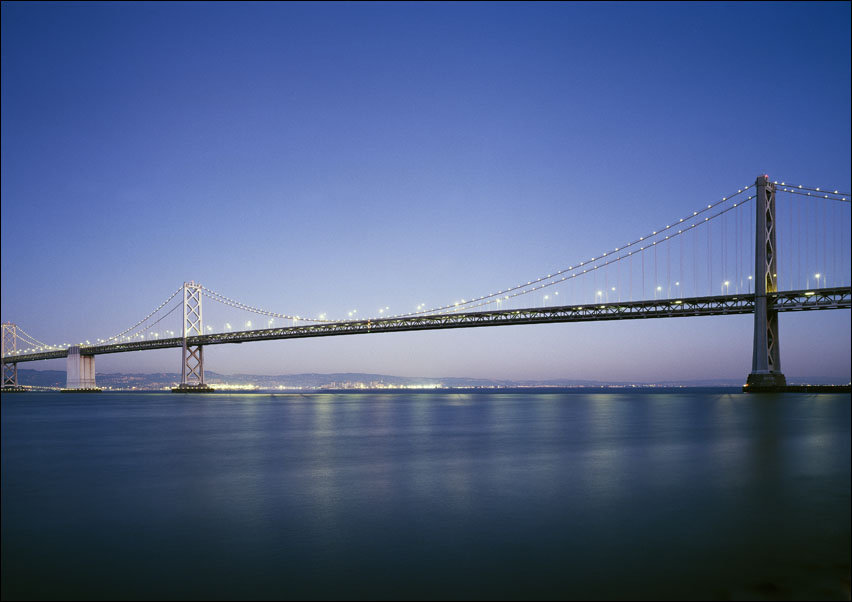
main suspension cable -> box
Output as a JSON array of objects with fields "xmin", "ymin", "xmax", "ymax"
[
  {"xmin": 391, "ymin": 186, "xmax": 755, "ymax": 318},
  {"xmin": 100, "ymin": 287, "xmax": 182, "ymax": 343}
]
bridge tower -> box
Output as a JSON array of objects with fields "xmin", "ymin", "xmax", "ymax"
[
  {"xmin": 746, "ymin": 174, "xmax": 787, "ymax": 390},
  {"xmin": 2, "ymin": 322, "xmax": 22, "ymax": 390},
  {"xmin": 173, "ymin": 281, "xmax": 213, "ymax": 392}
]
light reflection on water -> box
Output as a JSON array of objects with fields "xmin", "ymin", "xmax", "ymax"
[{"xmin": 1, "ymin": 390, "xmax": 850, "ymax": 600}]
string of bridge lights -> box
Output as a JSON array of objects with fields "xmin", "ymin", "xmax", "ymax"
[
  {"xmin": 14, "ymin": 326, "xmax": 50, "ymax": 348},
  {"xmin": 200, "ymin": 286, "xmax": 333, "ymax": 323},
  {"xmin": 101, "ymin": 299, "xmax": 185, "ymax": 344},
  {"xmin": 107, "ymin": 288, "xmax": 328, "ymax": 343},
  {"xmin": 775, "ymin": 187, "xmax": 849, "ymax": 202},
  {"xmin": 384, "ymin": 184, "xmax": 756, "ymax": 319},
  {"xmin": 6, "ymin": 326, "xmax": 54, "ymax": 353},
  {"xmin": 5, "ymin": 298, "xmax": 185, "ymax": 354},
  {"xmin": 4, "ymin": 326, "xmax": 82, "ymax": 355},
  {"xmin": 5, "ymin": 340, "xmax": 68, "ymax": 355},
  {"xmin": 99, "ymin": 287, "xmax": 183, "ymax": 344},
  {"xmin": 414, "ymin": 194, "xmax": 758, "ymax": 315},
  {"xmin": 773, "ymin": 181, "xmax": 850, "ymax": 198}
]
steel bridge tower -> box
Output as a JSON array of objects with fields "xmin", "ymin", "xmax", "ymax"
[
  {"xmin": 1, "ymin": 322, "xmax": 22, "ymax": 390},
  {"xmin": 746, "ymin": 175, "xmax": 787, "ymax": 390},
  {"xmin": 173, "ymin": 281, "xmax": 214, "ymax": 392}
]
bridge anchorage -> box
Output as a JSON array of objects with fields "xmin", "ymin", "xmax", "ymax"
[{"xmin": 172, "ymin": 281, "xmax": 214, "ymax": 393}]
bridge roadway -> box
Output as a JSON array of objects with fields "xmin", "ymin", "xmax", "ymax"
[{"xmin": 3, "ymin": 287, "xmax": 850, "ymax": 364}]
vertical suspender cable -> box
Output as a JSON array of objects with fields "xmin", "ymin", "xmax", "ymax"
[
  {"xmin": 805, "ymin": 196, "xmax": 809, "ymax": 285},
  {"xmin": 693, "ymin": 226, "xmax": 698, "ymax": 297},
  {"xmin": 722, "ymin": 213, "xmax": 728, "ymax": 293},
  {"xmin": 666, "ymin": 239, "xmax": 670, "ymax": 297},
  {"xmin": 708, "ymin": 222, "xmax": 712, "ymax": 294},
  {"xmin": 833, "ymin": 201, "xmax": 837, "ymax": 286},
  {"xmin": 796, "ymin": 195, "xmax": 800, "ymax": 289},
  {"xmin": 654, "ymin": 241, "xmax": 660, "ymax": 298},
  {"xmin": 750, "ymin": 196, "xmax": 754, "ymax": 293},
  {"xmin": 823, "ymin": 200, "xmax": 827, "ymax": 285},
  {"xmin": 736, "ymin": 201, "xmax": 741, "ymax": 292},
  {"xmin": 679, "ymin": 230, "xmax": 683, "ymax": 297},
  {"xmin": 593, "ymin": 263, "xmax": 597, "ymax": 303},
  {"xmin": 789, "ymin": 195, "xmax": 793, "ymax": 291}
]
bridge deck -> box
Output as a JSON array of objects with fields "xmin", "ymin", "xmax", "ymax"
[{"xmin": 3, "ymin": 287, "xmax": 850, "ymax": 364}]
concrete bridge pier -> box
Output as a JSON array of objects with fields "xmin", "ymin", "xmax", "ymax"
[{"xmin": 62, "ymin": 346, "xmax": 101, "ymax": 392}]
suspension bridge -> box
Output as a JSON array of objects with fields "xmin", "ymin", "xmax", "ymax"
[{"xmin": 2, "ymin": 175, "xmax": 850, "ymax": 392}]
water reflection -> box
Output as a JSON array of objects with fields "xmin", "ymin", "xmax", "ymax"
[{"xmin": 1, "ymin": 390, "xmax": 849, "ymax": 600}]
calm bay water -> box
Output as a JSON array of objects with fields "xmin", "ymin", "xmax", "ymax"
[{"xmin": 1, "ymin": 389, "xmax": 849, "ymax": 600}]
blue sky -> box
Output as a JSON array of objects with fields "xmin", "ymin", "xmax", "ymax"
[{"xmin": 2, "ymin": 2, "xmax": 850, "ymax": 381}]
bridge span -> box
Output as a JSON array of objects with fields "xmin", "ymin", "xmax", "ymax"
[
  {"xmin": 3, "ymin": 286, "xmax": 849, "ymax": 359},
  {"xmin": 2, "ymin": 175, "xmax": 850, "ymax": 392}
]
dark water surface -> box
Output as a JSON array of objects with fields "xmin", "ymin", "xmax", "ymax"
[{"xmin": 2, "ymin": 390, "xmax": 850, "ymax": 600}]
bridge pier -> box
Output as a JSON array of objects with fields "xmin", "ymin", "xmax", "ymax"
[
  {"xmin": 2, "ymin": 361, "xmax": 25, "ymax": 392},
  {"xmin": 745, "ymin": 175, "xmax": 786, "ymax": 392},
  {"xmin": 173, "ymin": 281, "xmax": 214, "ymax": 393},
  {"xmin": 62, "ymin": 346, "xmax": 101, "ymax": 392},
  {"xmin": 1, "ymin": 322, "xmax": 27, "ymax": 392}
]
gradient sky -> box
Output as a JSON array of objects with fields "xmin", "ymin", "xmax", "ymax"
[{"xmin": 2, "ymin": 1, "xmax": 850, "ymax": 381}]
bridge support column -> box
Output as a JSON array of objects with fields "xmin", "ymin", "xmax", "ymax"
[
  {"xmin": 173, "ymin": 281, "xmax": 213, "ymax": 393},
  {"xmin": 2, "ymin": 362, "xmax": 18, "ymax": 389},
  {"xmin": 62, "ymin": 346, "xmax": 101, "ymax": 392},
  {"xmin": 746, "ymin": 175, "xmax": 786, "ymax": 391},
  {"xmin": 2, "ymin": 322, "xmax": 26, "ymax": 392}
]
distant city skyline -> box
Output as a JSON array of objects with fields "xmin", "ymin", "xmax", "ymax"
[{"xmin": 2, "ymin": 2, "xmax": 850, "ymax": 380}]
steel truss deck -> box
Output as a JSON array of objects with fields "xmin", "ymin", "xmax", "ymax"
[{"xmin": 4, "ymin": 287, "xmax": 850, "ymax": 364}]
